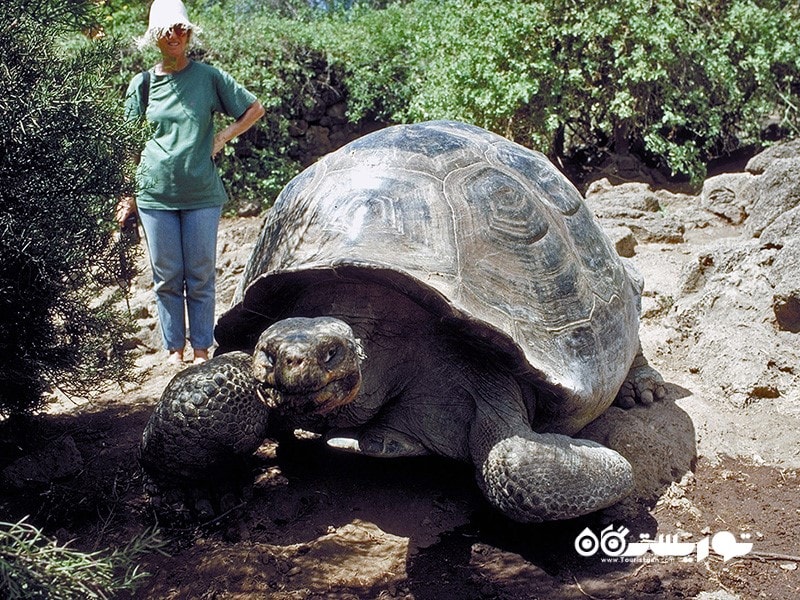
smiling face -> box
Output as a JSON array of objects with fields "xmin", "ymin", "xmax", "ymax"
[
  {"xmin": 252, "ymin": 317, "xmax": 364, "ymax": 416},
  {"xmin": 156, "ymin": 24, "xmax": 191, "ymax": 61}
]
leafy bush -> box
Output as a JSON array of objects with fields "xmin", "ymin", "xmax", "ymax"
[
  {"xmin": 323, "ymin": 0, "xmax": 800, "ymax": 181},
  {"xmin": 103, "ymin": 0, "xmax": 800, "ymax": 202},
  {"xmin": 0, "ymin": 518, "xmax": 164, "ymax": 599},
  {"xmin": 199, "ymin": 6, "xmax": 322, "ymax": 207},
  {"xmin": 0, "ymin": 0, "xmax": 143, "ymax": 416},
  {"xmin": 312, "ymin": 1, "xmax": 424, "ymax": 123}
]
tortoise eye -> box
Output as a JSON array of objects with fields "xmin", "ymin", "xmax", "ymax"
[
  {"xmin": 259, "ymin": 350, "xmax": 275, "ymax": 368},
  {"xmin": 323, "ymin": 346, "xmax": 339, "ymax": 365}
]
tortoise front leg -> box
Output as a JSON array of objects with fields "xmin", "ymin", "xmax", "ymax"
[
  {"xmin": 469, "ymin": 402, "xmax": 633, "ymax": 523},
  {"xmin": 139, "ymin": 352, "xmax": 271, "ymax": 517}
]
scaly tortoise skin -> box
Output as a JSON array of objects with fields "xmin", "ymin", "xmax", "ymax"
[
  {"xmin": 140, "ymin": 120, "xmax": 665, "ymax": 522},
  {"xmin": 139, "ymin": 353, "xmax": 269, "ymax": 482}
]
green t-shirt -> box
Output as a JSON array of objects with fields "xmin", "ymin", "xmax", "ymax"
[{"xmin": 124, "ymin": 61, "xmax": 257, "ymax": 210}]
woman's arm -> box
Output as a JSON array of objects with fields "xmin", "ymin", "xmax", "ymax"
[{"xmin": 212, "ymin": 100, "xmax": 266, "ymax": 158}]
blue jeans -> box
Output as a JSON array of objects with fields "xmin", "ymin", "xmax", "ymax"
[{"xmin": 138, "ymin": 206, "xmax": 222, "ymax": 352}]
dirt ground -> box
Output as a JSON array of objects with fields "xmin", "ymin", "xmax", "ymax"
[{"xmin": 1, "ymin": 208, "xmax": 798, "ymax": 599}]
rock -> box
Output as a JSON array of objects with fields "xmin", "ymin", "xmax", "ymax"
[
  {"xmin": 236, "ymin": 201, "xmax": 262, "ymax": 218},
  {"xmin": 585, "ymin": 179, "xmax": 661, "ymax": 213},
  {"xmin": 633, "ymin": 574, "xmax": 663, "ymax": 594},
  {"xmin": 773, "ymin": 292, "xmax": 800, "ymax": 333},
  {"xmin": 288, "ymin": 119, "xmax": 308, "ymax": 137},
  {"xmin": 627, "ymin": 217, "xmax": 686, "ymax": 244},
  {"xmin": 745, "ymin": 138, "xmax": 800, "ymax": 174},
  {"xmin": 692, "ymin": 591, "xmax": 741, "ymax": 600},
  {"xmin": 325, "ymin": 101, "xmax": 348, "ymax": 124},
  {"xmin": 586, "ymin": 179, "xmax": 685, "ymax": 244},
  {"xmin": 667, "ymin": 238, "xmax": 800, "ymax": 408},
  {"xmin": 603, "ymin": 225, "xmax": 638, "ymax": 257},
  {"xmin": 701, "ymin": 172, "xmax": 756, "ymax": 225},
  {"xmin": 745, "ymin": 156, "xmax": 800, "ymax": 238},
  {"xmin": 304, "ymin": 125, "xmax": 332, "ymax": 156},
  {"xmin": 760, "ymin": 204, "xmax": 800, "ymax": 248},
  {"xmin": 301, "ymin": 100, "xmax": 326, "ymax": 123},
  {"xmin": 580, "ymin": 402, "xmax": 696, "ymax": 517},
  {"xmin": 287, "ymin": 520, "xmax": 407, "ymax": 589},
  {"xmin": 1, "ymin": 436, "xmax": 84, "ymax": 490},
  {"xmin": 769, "ymin": 238, "xmax": 800, "ymax": 288}
]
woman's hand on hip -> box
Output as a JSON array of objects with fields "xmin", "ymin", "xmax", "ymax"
[{"xmin": 212, "ymin": 100, "xmax": 265, "ymax": 158}]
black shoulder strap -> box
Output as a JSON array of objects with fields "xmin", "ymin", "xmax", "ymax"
[{"xmin": 140, "ymin": 70, "xmax": 151, "ymax": 115}]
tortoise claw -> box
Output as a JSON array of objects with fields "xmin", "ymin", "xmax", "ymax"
[{"xmin": 326, "ymin": 427, "xmax": 428, "ymax": 457}]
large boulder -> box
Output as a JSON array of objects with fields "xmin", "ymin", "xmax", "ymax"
[
  {"xmin": 760, "ymin": 204, "xmax": 800, "ymax": 248},
  {"xmin": 744, "ymin": 138, "xmax": 800, "ymax": 173},
  {"xmin": 698, "ymin": 140, "xmax": 800, "ymax": 238},
  {"xmin": 700, "ymin": 172, "xmax": 756, "ymax": 225},
  {"xmin": 589, "ymin": 139, "xmax": 800, "ymax": 412},
  {"xmin": 744, "ymin": 156, "xmax": 800, "ymax": 238},
  {"xmin": 584, "ymin": 179, "xmax": 713, "ymax": 247},
  {"xmin": 668, "ymin": 237, "xmax": 800, "ymax": 407}
]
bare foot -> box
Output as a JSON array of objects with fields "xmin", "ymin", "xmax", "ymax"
[{"xmin": 193, "ymin": 348, "xmax": 209, "ymax": 365}]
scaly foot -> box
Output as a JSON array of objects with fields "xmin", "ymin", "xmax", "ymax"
[{"xmin": 615, "ymin": 352, "xmax": 667, "ymax": 409}]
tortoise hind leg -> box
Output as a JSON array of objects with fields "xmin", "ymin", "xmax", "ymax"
[
  {"xmin": 469, "ymin": 413, "xmax": 633, "ymax": 522},
  {"xmin": 614, "ymin": 344, "xmax": 668, "ymax": 409}
]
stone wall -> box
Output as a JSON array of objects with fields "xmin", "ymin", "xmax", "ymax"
[{"xmin": 285, "ymin": 97, "xmax": 386, "ymax": 167}]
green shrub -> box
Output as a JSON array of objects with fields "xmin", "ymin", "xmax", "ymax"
[
  {"xmin": 104, "ymin": 0, "xmax": 800, "ymax": 198},
  {"xmin": 0, "ymin": 0, "xmax": 143, "ymax": 416},
  {"xmin": 0, "ymin": 518, "xmax": 164, "ymax": 599},
  {"xmin": 199, "ymin": 7, "xmax": 321, "ymax": 209},
  {"xmin": 398, "ymin": 1, "xmax": 557, "ymax": 149},
  {"xmin": 313, "ymin": 1, "xmax": 424, "ymax": 123},
  {"xmin": 323, "ymin": 0, "xmax": 800, "ymax": 180}
]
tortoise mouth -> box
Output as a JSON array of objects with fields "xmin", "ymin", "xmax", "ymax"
[{"xmin": 267, "ymin": 370, "xmax": 362, "ymax": 415}]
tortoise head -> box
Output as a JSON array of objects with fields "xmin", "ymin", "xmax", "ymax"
[{"xmin": 252, "ymin": 317, "xmax": 364, "ymax": 415}]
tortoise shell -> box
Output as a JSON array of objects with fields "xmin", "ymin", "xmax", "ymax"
[{"xmin": 216, "ymin": 121, "xmax": 640, "ymax": 422}]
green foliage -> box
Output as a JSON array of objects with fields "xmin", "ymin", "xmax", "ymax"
[
  {"xmin": 0, "ymin": 0, "xmax": 144, "ymax": 416},
  {"xmin": 322, "ymin": 0, "xmax": 800, "ymax": 180},
  {"xmin": 199, "ymin": 7, "xmax": 321, "ymax": 208},
  {"xmin": 399, "ymin": 1, "xmax": 557, "ymax": 147},
  {"xmin": 312, "ymin": 1, "xmax": 423, "ymax": 123},
  {"xmin": 104, "ymin": 0, "xmax": 800, "ymax": 200},
  {"xmin": 0, "ymin": 517, "xmax": 164, "ymax": 599}
]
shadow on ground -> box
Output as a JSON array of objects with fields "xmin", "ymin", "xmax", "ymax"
[{"xmin": 11, "ymin": 378, "xmax": 789, "ymax": 600}]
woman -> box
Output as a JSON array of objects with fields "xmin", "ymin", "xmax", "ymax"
[{"xmin": 119, "ymin": 0, "xmax": 264, "ymax": 365}]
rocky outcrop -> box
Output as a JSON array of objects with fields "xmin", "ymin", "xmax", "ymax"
[
  {"xmin": 586, "ymin": 141, "xmax": 800, "ymax": 411},
  {"xmin": 585, "ymin": 179, "xmax": 716, "ymax": 245},
  {"xmin": 701, "ymin": 140, "xmax": 800, "ymax": 238},
  {"xmin": 588, "ymin": 140, "xmax": 800, "ymax": 410},
  {"xmin": 1, "ymin": 436, "xmax": 84, "ymax": 490},
  {"xmin": 669, "ymin": 238, "xmax": 798, "ymax": 407},
  {"xmin": 700, "ymin": 172, "xmax": 755, "ymax": 225}
]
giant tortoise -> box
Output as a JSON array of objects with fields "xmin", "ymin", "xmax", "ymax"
[{"xmin": 139, "ymin": 120, "xmax": 665, "ymax": 522}]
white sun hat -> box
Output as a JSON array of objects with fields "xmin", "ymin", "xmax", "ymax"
[{"xmin": 136, "ymin": 0, "xmax": 202, "ymax": 50}]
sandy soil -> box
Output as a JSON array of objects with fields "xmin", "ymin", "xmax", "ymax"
[{"xmin": 1, "ymin": 209, "xmax": 798, "ymax": 600}]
